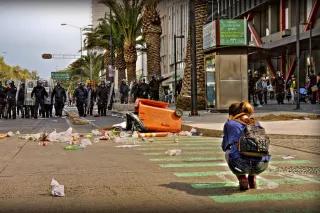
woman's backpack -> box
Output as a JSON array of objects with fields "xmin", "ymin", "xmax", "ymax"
[{"xmin": 238, "ymin": 124, "xmax": 270, "ymax": 157}]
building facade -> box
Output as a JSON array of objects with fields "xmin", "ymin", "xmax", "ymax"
[
  {"xmin": 157, "ymin": 0, "xmax": 189, "ymax": 89},
  {"xmin": 214, "ymin": 0, "xmax": 320, "ymax": 81}
]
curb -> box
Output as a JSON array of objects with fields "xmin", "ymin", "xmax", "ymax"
[{"xmin": 182, "ymin": 124, "xmax": 320, "ymax": 139}]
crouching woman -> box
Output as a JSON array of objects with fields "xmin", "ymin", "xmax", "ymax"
[{"xmin": 222, "ymin": 101, "xmax": 271, "ymax": 190}]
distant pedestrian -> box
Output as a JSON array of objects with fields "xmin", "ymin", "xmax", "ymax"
[
  {"xmin": 120, "ymin": 79, "xmax": 129, "ymax": 104},
  {"xmin": 73, "ymin": 82, "xmax": 88, "ymax": 117},
  {"xmin": 255, "ymin": 76, "xmax": 264, "ymax": 107},
  {"xmin": 138, "ymin": 79, "xmax": 149, "ymax": 99},
  {"xmin": 287, "ymin": 75, "xmax": 296, "ymax": 104},
  {"xmin": 308, "ymin": 72, "xmax": 317, "ymax": 104},
  {"xmin": 130, "ymin": 80, "xmax": 139, "ymax": 102},
  {"xmin": 148, "ymin": 76, "xmax": 159, "ymax": 100},
  {"xmin": 96, "ymin": 81, "xmax": 108, "ymax": 116},
  {"xmin": 274, "ymin": 72, "xmax": 285, "ymax": 104}
]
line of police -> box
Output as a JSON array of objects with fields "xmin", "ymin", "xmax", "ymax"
[{"xmin": 0, "ymin": 80, "xmax": 66, "ymax": 119}]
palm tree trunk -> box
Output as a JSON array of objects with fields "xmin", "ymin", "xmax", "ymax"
[
  {"xmin": 142, "ymin": 3, "xmax": 162, "ymax": 79},
  {"xmin": 104, "ymin": 49, "xmax": 111, "ymax": 80},
  {"xmin": 124, "ymin": 41, "xmax": 137, "ymax": 83},
  {"xmin": 176, "ymin": 0, "xmax": 207, "ymax": 110},
  {"xmin": 115, "ymin": 48, "xmax": 126, "ymax": 86}
]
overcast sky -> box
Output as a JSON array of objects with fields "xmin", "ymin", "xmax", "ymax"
[{"xmin": 0, "ymin": 0, "xmax": 91, "ymax": 78}]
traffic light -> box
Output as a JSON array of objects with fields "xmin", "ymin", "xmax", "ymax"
[{"xmin": 42, "ymin": 53, "xmax": 53, "ymax": 59}]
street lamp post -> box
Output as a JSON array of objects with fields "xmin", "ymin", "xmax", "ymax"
[
  {"xmin": 295, "ymin": 0, "xmax": 300, "ymax": 110},
  {"xmin": 174, "ymin": 35, "xmax": 185, "ymax": 100},
  {"xmin": 61, "ymin": 23, "xmax": 84, "ymax": 81}
]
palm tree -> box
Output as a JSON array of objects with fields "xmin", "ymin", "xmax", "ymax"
[
  {"xmin": 101, "ymin": 0, "xmax": 144, "ymax": 83},
  {"xmin": 142, "ymin": 0, "xmax": 162, "ymax": 79},
  {"xmin": 66, "ymin": 52, "xmax": 103, "ymax": 83},
  {"xmin": 176, "ymin": 0, "xmax": 207, "ymax": 110}
]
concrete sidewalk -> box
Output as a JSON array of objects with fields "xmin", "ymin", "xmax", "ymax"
[{"xmin": 182, "ymin": 103, "xmax": 320, "ymax": 137}]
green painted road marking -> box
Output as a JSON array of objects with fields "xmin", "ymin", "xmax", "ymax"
[
  {"xmin": 174, "ymin": 171, "xmax": 230, "ymax": 177},
  {"xmin": 160, "ymin": 160, "xmax": 311, "ymax": 168},
  {"xmin": 143, "ymin": 151, "xmax": 221, "ymax": 156},
  {"xmin": 160, "ymin": 162, "xmax": 227, "ymax": 168},
  {"xmin": 137, "ymin": 147, "xmax": 218, "ymax": 151},
  {"xmin": 270, "ymin": 160, "xmax": 311, "ymax": 165},
  {"xmin": 209, "ymin": 191, "xmax": 320, "ymax": 203},
  {"xmin": 191, "ymin": 178, "xmax": 319, "ymax": 189},
  {"xmin": 150, "ymin": 157, "xmax": 223, "ymax": 162}
]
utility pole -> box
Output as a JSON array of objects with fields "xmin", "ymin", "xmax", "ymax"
[
  {"xmin": 174, "ymin": 34, "xmax": 184, "ymax": 100},
  {"xmin": 295, "ymin": 0, "xmax": 300, "ymax": 110},
  {"xmin": 109, "ymin": 9, "xmax": 114, "ymax": 83},
  {"xmin": 189, "ymin": 0, "xmax": 198, "ymax": 116}
]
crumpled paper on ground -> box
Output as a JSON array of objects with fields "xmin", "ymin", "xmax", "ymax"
[
  {"xmin": 50, "ymin": 178, "xmax": 65, "ymax": 197},
  {"xmin": 165, "ymin": 149, "xmax": 182, "ymax": 156},
  {"xmin": 80, "ymin": 138, "xmax": 92, "ymax": 148},
  {"xmin": 19, "ymin": 133, "xmax": 41, "ymax": 141}
]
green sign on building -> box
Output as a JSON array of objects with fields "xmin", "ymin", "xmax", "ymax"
[
  {"xmin": 51, "ymin": 71, "xmax": 70, "ymax": 80},
  {"xmin": 219, "ymin": 19, "xmax": 247, "ymax": 46}
]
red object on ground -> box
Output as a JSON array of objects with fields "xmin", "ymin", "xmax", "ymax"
[{"xmin": 135, "ymin": 99, "xmax": 182, "ymax": 133}]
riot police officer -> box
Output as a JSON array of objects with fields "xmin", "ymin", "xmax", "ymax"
[
  {"xmin": 17, "ymin": 82, "xmax": 25, "ymax": 118},
  {"xmin": 86, "ymin": 82, "xmax": 96, "ymax": 116},
  {"xmin": 51, "ymin": 82, "xmax": 67, "ymax": 117},
  {"xmin": 96, "ymin": 81, "xmax": 108, "ymax": 116},
  {"xmin": 31, "ymin": 80, "xmax": 48, "ymax": 119},
  {"xmin": 6, "ymin": 81, "xmax": 17, "ymax": 119},
  {"xmin": 0, "ymin": 81, "xmax": 7, "ymax": 119},
  {"xmin": 73, "ymin": 82, "xmax": 88, "ymax": 117}
]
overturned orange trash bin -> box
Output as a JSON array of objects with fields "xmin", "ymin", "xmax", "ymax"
[{"xmin": 126, "ymin": 98, "xmax": 182, "ymax": 133}]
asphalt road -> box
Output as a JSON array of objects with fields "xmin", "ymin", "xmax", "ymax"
[{"xmin": 0, "ymin": 114, "xmax": 320, "ymax": 213}]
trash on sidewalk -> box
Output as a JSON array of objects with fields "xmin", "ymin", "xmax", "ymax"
[
  {"xmin": 66, "ymin": 111, "xmax": 89, "ymax": 125},
  {"xmin": 282, "ymin": 155, "xmax": 295, "ymax": 160},
  {"xmin": 0, "ymin": 133, "xmax": 8, "ymax": 139},
  {"xmin": 51, "ymin": 178, "xmax": 65, "ymax": 197},
  {"xmin": 165, "ymin": 149, "xmax": 182, "ymax": 156},
  {"xmin": 19, "ymin": 133, "xmax": 41, "ymax": 141},
  {"xmin": 115, "ymin": 144, "xmax": 141, "ymax": 148},
  {"xmin": 7, "ymin": 131, "xmax": 14, "ymax": 137},
  {"xmin": 138, "ymin": 132, "xmax": 169, "ymax": 138},
  {"xmin": 178, "ymin": 131, "xmax": 192, "ymax": 136},
  {"xmin": 64, "ymin": 144, "xmax": 82, "ymax": 151},
  {"xmin": 15, "ymin": 131, "xmax": 20, "ymax": 135},
  {"xmin": 91, "ymin": 129, "xmax": 101, "ymax": 136},
  {"xmin": 80, "ymin": 138, "xmax": 92, "ymax": 148},
  {"xmin": 112, "ymin": 121, "xmax": 127, "ymax": 130}
]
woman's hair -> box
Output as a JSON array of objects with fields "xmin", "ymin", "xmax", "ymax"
[
  {"xmin": 239, "ymin": 101, "xmax": 254, "ymax": 116},
  {"xmin": 228, "ymin": 102, "xmax": 241, "ymax": 116}
]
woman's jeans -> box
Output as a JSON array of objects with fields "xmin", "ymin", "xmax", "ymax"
[{"xmin": 225, "ymin": 151, "xmax": 269, "ymax": 176}]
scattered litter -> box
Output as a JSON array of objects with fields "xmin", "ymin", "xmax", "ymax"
[
  {"xmin": 80, "ymin": 138, "xmax": 92, "ymax": 148},
  {"xmin": 138, "ymin": 132, "xmax": 169, "ymax": 137},
  {"xmin": 7, "ymin": 131, "xmax": 14, "ymax": 137},
  {"xmin": 0, "ymin": 133, "xmax": 7, "ymax": 139},
  {"xmin": 19, "ymin": 133, "xmax": 41, "ymax": 141},
  {"xmin": 148, "ymin": 138, "xmax": 154, "ymax": 143},
  {"xmin": 190, "ymin": 128, "xmax": 200, "ymax": 136},
  {"xmin": 173, "ymin": 137, "xmax": 179, "ymax": 143},
  {"xmin": 165, "ymin": 149, "xmax": 182, "ymax": 156},
  {"xmin": 64, "ymin": 145, "xmax": 82, "ymax": 150},
  {"xmin": 112, "ymin": 121, "xmax": 127, "ymax": 129},
  {"xmin": 115, "ymin": 144, "xmax": 141, "ymax": 148},
  {"xmin": 282, "ymin": 155, "xmax": 295, "ymax": 160},
  {"xmin": 178, "ymin": 131, "xmax": 192, "ymax": 136},
  {"xmin": 132, "ymin": 131, "xmax": 139, "ymax": 139},
  {"xmin": 91, "ymin": 129, "xmax": 101, "ymax": 136},
  {"xmin": 93, "ymin": 138, "xmax": 100, "ymax": 143},
  {"xmin": 51, "ymin": 178, "xmax": 65, "ymax": 197},
  {"xmin": 15, "ymin": 131, "xmax": 21, "ymax": 135},
  {"xmin": 119, "ymin": 131, "xmax": 131, "ymax": 138}
]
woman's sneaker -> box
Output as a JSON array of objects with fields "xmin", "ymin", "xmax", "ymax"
[{"xmin": 248, "ymin": 175, "xmax": 257, "ymax": 189}]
